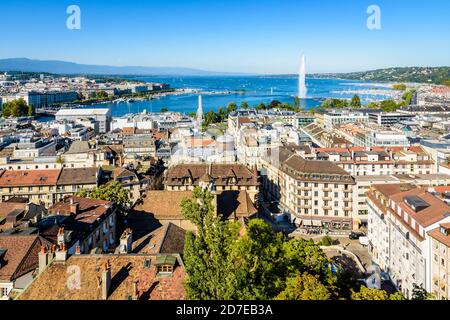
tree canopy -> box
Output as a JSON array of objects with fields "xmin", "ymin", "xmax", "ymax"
[
  {"xmin": 351, "ymin": 286, "xmax": 405, "ymax": 300},
  {"xmin": 77, "ymin": 181, "xmax": 130, "ymax": 207},
  {"xmin": 181, "ymin": 187, "xmax": 356, "ymax": 300},
  {"xmin": 2, "ymin": 98, "xmax": 31, "ymax": 118},
  {"xmin": 276, "ymin": 273, "xmax": 332, "ymax": 300},
  {"xmin": 350, "ymin": 95, "xmax": 362, "ymax": 108}
]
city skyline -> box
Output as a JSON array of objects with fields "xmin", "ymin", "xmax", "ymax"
[{"xmin": 0, "ymin": 0, "xmax": 449, "ymax": 74}]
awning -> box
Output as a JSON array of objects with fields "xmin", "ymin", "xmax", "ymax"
[
  {"xmin": 312, "ymin": 220, "xmax": 323, "ymax": 227},
  {"xmin": 303, "ymin": 219, "xmax": 322, "ymax": 227},
  {"xmin": 303, "ymin": 219, "xmax": 313, "ymax": 227}
]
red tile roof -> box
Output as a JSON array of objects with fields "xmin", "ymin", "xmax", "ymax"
[
  {"xmin": 0, "ymin": 235, "xmax": 44, "ymax": 281},
  {"xmin": 18, "ymin": 254, "xmax": 186, "ymax": 300},
  {"xmin": 0, "ymin": 170, "xmax": 61, "ymax": 187}
]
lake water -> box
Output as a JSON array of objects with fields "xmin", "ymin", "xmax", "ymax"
[{"xmin": 67, "ymin": 76, "xmax": 399, "ymax": 117}]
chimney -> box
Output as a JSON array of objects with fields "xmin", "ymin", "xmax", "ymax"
[
  {"xmin": 133, "ymin": 280, "xmax": 140, "ymax": 300},
  {"xmin": 55, "ymin": 243, "xmax": 68, "ymax": 262},
  {"xmin": 57, "ymin": 227, "xmax": 65, "ymax": 246},
  {"xmin": 119, "ymin": 228, "xmax": 133, "ymax": 254},
  {"xmin": 38, "ymin": 245, "xmax": 49, "ymax": 273},
  {"xmin": 102, "ymin": 260, "xmax": 112, "ymax": 300},
  {"xmin": 70, "ymin": 202, "xmax": 79, "ymax": 215}
]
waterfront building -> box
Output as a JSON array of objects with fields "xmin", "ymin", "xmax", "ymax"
[
  {"xmin": 55, "ymin": 109, "xmax": 112, "ymax": 133},
  {"xmin": 2, "ymin": 91, "xmax": 78, "ymax": 109}
]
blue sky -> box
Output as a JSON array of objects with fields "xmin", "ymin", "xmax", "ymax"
[{"xmin": 1, "ymin": 0, "xmax": 449, "ymax": 74}]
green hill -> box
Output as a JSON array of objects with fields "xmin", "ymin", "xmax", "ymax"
[{"xmin": 312, "ymin": 67, "xmax": 450, "ymax": 85}]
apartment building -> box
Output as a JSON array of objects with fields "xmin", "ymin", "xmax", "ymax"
[
  {"xmin": 428, "ymin": 223, "xmax": 450, "ymax": 299},
  {"xmin": 44, "ymin": 196, "xmax": 117, "ymax": 254},
  {"xmin": 353, "ymin": 174, "xmax": 450, "ymax": 230},
  {"xmin": 55, "ymin": 109, "xmax": 112, "ymax": 133},
  {"xmin": 164, "ymin": 163, "xmax": 259, "ymax": 202},
  {"xmin": 313, "ymin": 146, "xmax": 434, "ymax": 176},
  {"xmin": 0, "ymin": 167, "xmax": 100, "ymax": 207},
  {"xmin": 261, "ymin": 148, "xmax": 355, "ymax": 231},
  {"xmin": 367, "ymin": 184, "xmax": 450, "ymax": 298},
  {"xmin": 236, "ymin": 125, "xmax": 281, "ymax": 168}
]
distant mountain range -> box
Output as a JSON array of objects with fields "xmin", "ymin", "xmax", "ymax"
[
  {"xmin": 310, "ymin": 67, "xmax": 450, "ymax": 85},
  {"xmin": 0, "ymin": 58, "xmax": 239, "ymax": 76},
  {"xmin": 1, "ymin": 59, "xmax": 449, "ymax": 84}
]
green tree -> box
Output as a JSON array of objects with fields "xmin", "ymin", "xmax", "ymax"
[
  {"xmin": 241, "ymin": 101, "xmax": 249, "ymax": 109},
  {"xmin": 226, "ymin": 102, "xmax": 238, "ymax": 113},
  {"xmin": 380, "ymin": 99, "xmax": 400, "ymax": 112},
  {"xmin": 77, "ymin": 181, "xmax": 130, "ymax": 207},
  {"xmin": 27, "ymin": 104, "xmax": 34, "ymax": 117},
  {"xmin": 160, "ymin": 107, "xmax": 169, "ymax": 113},
  {"xmin": 181, "ymin": 187, "xmax": 240, "ymax": 300},
  {"xmin": 2, "ymin": 98, "xmax": 29, "ymax": 118},
  {"xmin": 293, "ymin": 96, "xmax": 300, "ymax": 110},
  {"xmin": 411, "ymin": 284, "xmax": 434, "ymax": 300},
  {"xmin": 389, "ymin": 291, "xmax": 406, "ymax": 300},
  {"xmin": 318, "ymin": 236, "xmax": 338, "ymax": 246},
  {"xmin": 276, "ymin": 273, "xmax": 331, "ymax": 300},
  {"xmin": 350, "ymin": 95, "xmax": 362, "ymax": 108},
  {"xmin": 392, "ymin": 84, "xmax": 407, "ymax": 91},
  {"xmin": 97, "ymin": 90, "xmax": 109, "ymax": 99},
  {"xmin": 351, "ymin": 286, "xmax": 389, "ymax": 300},
  {"xmin": 227, "ymin": 219, "xmax": 285, "ymax": 299},
  {"xmin": 255, "ymin": 103, "xmax": 266, "ymax": 111}
]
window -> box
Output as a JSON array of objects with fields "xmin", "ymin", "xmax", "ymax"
[
  {"xmin": 157, "ymin": 265, "xmax": 174, "ymax": 274},
  {"xmin": 144, "ymin": 259, "xmax": 151, "ymax": 268},
  {"xmin": 1, "ymin": 287, "xmax": 8, "ymax": 297}
]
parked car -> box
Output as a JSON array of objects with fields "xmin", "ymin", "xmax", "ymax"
[
  {"xmin": 349, "ymin": 231, "xmax": 366, "ymax": 240},
  {"xmin": 359, "ymin": 236, "xmax": 370, "ymax": 247}
]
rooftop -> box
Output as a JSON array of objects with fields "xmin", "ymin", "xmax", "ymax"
[
  {"xmin": 0, "ymin": 169, "xmax": 61, "ymax": 187},
  {"xmin": 17, "ymin": 254, "xmax": 186, "ymax": 300},
  {"xmin": 55, "ymin": 108, "xmax": 111, "ymax": 116}
]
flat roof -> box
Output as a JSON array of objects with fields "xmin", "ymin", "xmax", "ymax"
[
  {"xmin": 354, "ymin": 175, "xmax": 400, "ymax": 182},
  {"xmin": 55, "ymin": 108, "xmax": 111, "ymax": 116}
]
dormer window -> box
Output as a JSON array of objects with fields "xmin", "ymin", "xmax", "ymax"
[
  {"xmin": 440, "ymin": 227, "xmax": 450, "ymax": 236},
  {"xmin": 155, "ymin": 255, "xmax": 177, "ymax": 277}
]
